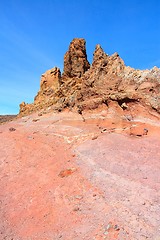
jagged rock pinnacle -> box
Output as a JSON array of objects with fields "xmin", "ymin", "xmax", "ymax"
[
  {"xmin": 19, "ymin": 38, "xmax": 160, "ymax": 116},
  {"xmin": 92, "ymin": 44, "xmax": 109, "ymax": 67},
  {"xmin": 63, "ymin": 38, "xmax": 90, "ymax": 78}
]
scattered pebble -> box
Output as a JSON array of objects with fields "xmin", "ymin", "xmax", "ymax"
[
  {"xmin": 121, "ymin": 102, "xmax": 128, "ymax": 110},
  {"xmin": 9, "ymin": 127, "xmax": 16, "ymax": 132},
  {"xmin": 101, "ymin": 128, "xmax": 107, "ymax": 133},
  {"xmin": 32, "ymin": 119, "xmax": 40, "ymax": 122},
  {"xmin": 73, "ymin": 206, "xmax": 80, "ymax": 212},
  {"xmin": 92, "ymin": 135, "xmax": 98, "ymax": 140},
  {"xmin": 114, "ymin": 224, "xmax": 120, "ymax": 231},
  {"xmin": 105, "ymin": 223, "xmax": 112, "ymax": 231},
  {"xmin": 58, "ymin": 168, "xmax": 77, "ymax": 178},
  {"xmin": 143, "ymin": 128, "xmax": 148, "ymax": 135}
]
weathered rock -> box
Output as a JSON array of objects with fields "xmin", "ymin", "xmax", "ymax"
[
  {"xmin": 63, "ymin": 38, "xmax": 90, "ymax": 78},
  {"xmin": 9, "ymin": 127, "xmax": 16, "ymax": 132},
  {"xmin": 34, "ymin": 67, "xmax": 61, "ymax": 104},
  {"xmin": 19, "ymin": 102, "xmax": 29, "ymax": 113},
  {"xmin": 19, "ymin": 38, "xmax": 160, "ymax": 116},
  {"xmin": 92, "ymin": 44, "xmax": 109, "ymax": 67},
  {"xmin": 19, "ymin": 101, "xmax": 35, "ymax": 115},
  {"xmin": 40, "ymin": 67, "xmax": 61, "ymax": 91},
  {"xmin": 0, "ymin": 115, "xmax": 16, "ymax": 124},
  {"xmin": 130, "ymin": 124, "xmax": 149, "ymax": 137}
]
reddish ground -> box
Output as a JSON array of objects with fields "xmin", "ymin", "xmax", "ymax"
[{"xmin": 0, "ymin": 104, "xmax": 160, "ymax": 240}]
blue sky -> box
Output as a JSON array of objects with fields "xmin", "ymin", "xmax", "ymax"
[{"xmin": 0, "ymin": 0, "xmax": 160, "ymax": 114}]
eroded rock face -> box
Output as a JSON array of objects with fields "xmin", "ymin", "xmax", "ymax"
[
  {"xmin": 63, "ymin": 38, "xmax": 90, "ymax": 78},
  {"xmin": 40, "ymin": 67, "xmax": 61, "ymax": 91},
  {"xmin": 92, "ymin": 44, "xmax": 109, "ymax": 67},
  {"xmin": 19, "ymin": 38, "xmax": 160, "ymax": 116},
  {"xmin": 33, "ymin": 67, "xmax": 61, "ymax": 109}
]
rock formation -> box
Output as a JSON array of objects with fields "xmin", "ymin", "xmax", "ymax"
[
  {"xmin": 40, "ymin": 67, "xmax": 61, "ymax": 91},
  {"xmin": 34, "ymin": 67, "xmax": 61, "ymax": 106},
  {"xmin": 63, "ymin": 38, "xmax": 90, "ymax": 78},
  {"xmin": 19, "ymin": 38, "xmax": 160, "ymax": 116}
]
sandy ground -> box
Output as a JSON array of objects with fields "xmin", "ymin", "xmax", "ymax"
[{"xmin": 0, "ymin": 107, "xmax": 160, "ymax": 240}]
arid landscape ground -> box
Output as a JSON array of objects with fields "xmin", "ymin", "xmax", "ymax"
[
  {"xmin": 1, "ymin": 102, "xmax": 160, "ymax": 240},
  {"xmin": 0, "ymin": 38, "xmax": 160, "ymax": 239}
]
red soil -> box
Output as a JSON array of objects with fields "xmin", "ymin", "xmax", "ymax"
[{"xmin": 0, "ymin": 106, "xmax": 160, "ymax": 240}]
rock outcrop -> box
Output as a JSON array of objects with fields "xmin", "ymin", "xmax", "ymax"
[
  {"xmin": 19, "ymin": 38, "xmax": 160, "ymax": 116},
  {"xmin": 34, "ymin": 67, "xmax": 61, "ymax": 105},
  {"xmin": 0, "ymin": 115, "xmax": 17, "ymax": 124},
  {"xmin": 40, "ymin": 67, "xmax": 61, "ymax": 91},
  {"xmin": 63, "ymin": 38, "xmax": 90, "ymax": 78}
]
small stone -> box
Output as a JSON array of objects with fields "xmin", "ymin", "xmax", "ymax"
[
  {"xmin": 104, "ymin": 223, "xmax": 112, "ymax": 231},
  {"xmin": 9, "ymin": 127, "xmax": 16, "ymax": 132},
  {"xmin": 92, "ymin": 135, "xmax": 98, "ymax": 140},
  {"xmin": 143, "ymin": 128, "xmax": 148, "ymax": 135},
  {"xmin": 58, "ymin": 168, "xmax": 77, "ymax": 178},
  {"xmin": 32, "ymin": 119, "xmax": 40, "ymax": 122},
  {"xmin": 143, "ymin": 176, "xmax": 148, "ymax": 179},
  {"xmin": 73, "ymin": 206, "xmax": 80, "ymax": 211},
  {"xmin": 114, "ymin": 225, "xmax": 120, "ymax": 231},
  {"xmin": 121, "ymin": 102, "xmax": 128, "ymax": 109},
  {"xmin": 101, "ymin": 128, "xmax": 107, "ymax": 133}
]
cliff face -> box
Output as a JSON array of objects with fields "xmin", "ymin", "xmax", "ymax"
[{"xmin": 19, "ymin": 38, "xmax": 160, "ymax": 115}]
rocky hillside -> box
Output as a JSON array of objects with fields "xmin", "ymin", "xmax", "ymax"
[
  {"xmin": 19, "ymin": 38, "xmax": 160, "ymax": 115},
  {"xmin": 2, "ymin": 38, "xmax": 160, "ymax": 240},
  {"xmin": 0, "ymin": 115, "xmax": 17, "ymax": 124}
]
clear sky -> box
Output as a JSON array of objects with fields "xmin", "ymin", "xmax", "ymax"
[{"xmin": 0, "ymin": 0, "xmax": 160, "ymax": 114}]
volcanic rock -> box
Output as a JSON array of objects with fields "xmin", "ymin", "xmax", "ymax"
[
  {"xmin": 63, "ymin": 38, "xmax": 90, "ymax": 78},
  {"xmin": 92, "ymin": 44, "xmax": 108, "ymax": 67},
  {"xmin": 34, "ymin": 67, "xmax": 61, "ymax": 106},
  {"xmin": 40, "ymin": 67, "xmax": 61, "ymax": 91},
  {"xmin": 19, "ymin": 38, "xmax": 160, "ymax": 116}
]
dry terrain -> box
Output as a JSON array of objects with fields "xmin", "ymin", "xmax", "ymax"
[
  {"xmin": 1, "ymin": 38, "xmax": 160, "ymax": 239},
  {"xmin": 0, "ymin": 105, "xmax": 160, "ymax": 240},
  {"xmin": 0, "ymin": 115, "xmax": 17, "ymax": 124}
]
